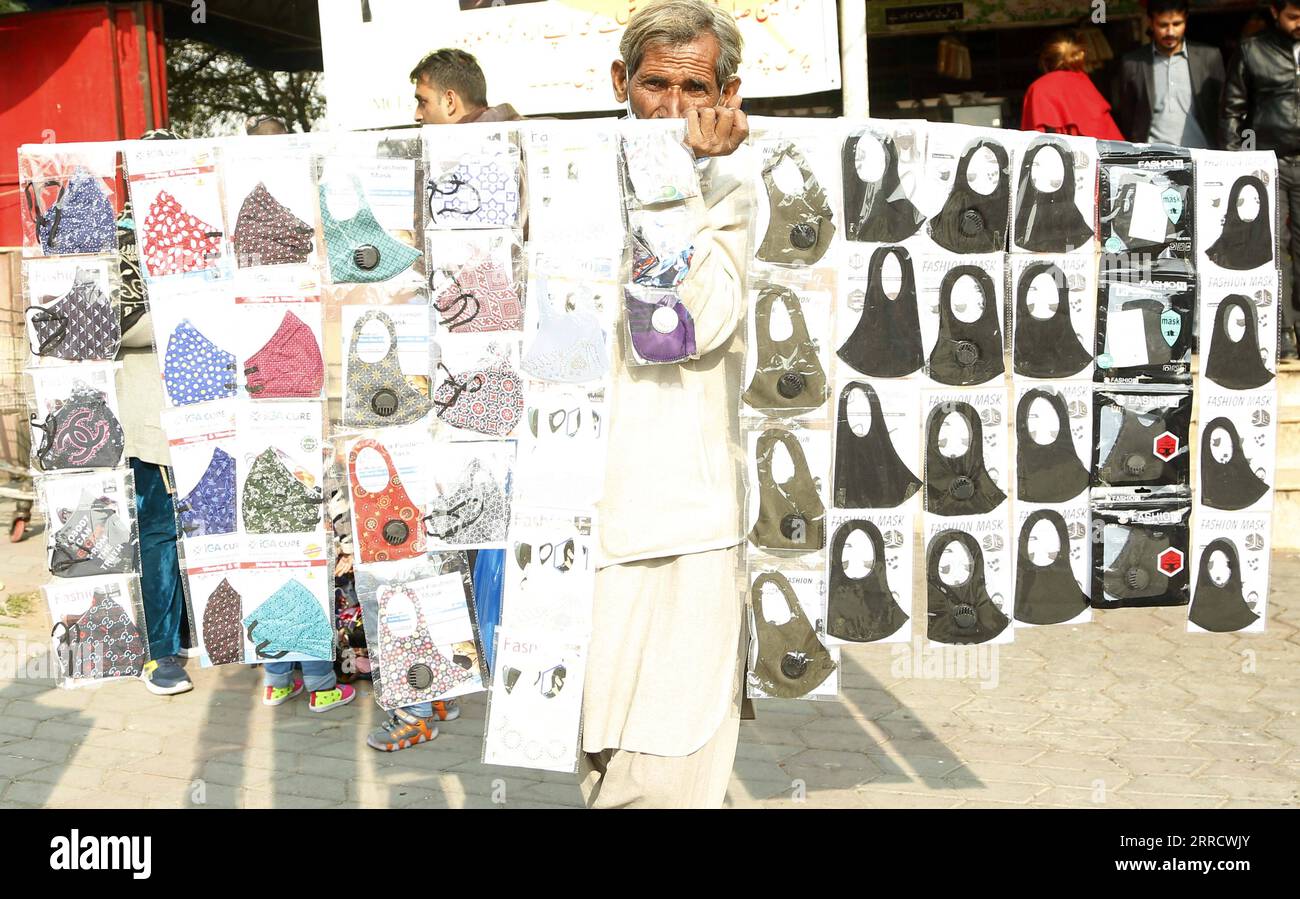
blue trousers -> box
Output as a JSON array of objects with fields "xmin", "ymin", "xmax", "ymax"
[
  {"xmin": 263, "ymin": 660, "xmax": 337, "ymax": 693},
  {"xmin": 131, "ymin": 459, "xmax": 185, "ymax": 659}
]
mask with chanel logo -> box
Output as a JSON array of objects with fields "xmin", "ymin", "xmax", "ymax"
[
  {"xmin": 832, "ymin": 381, "xmax": 921, "ymax": 509},
  {"xmin": 749, "ymin": 572, "xmax": 836, "ymax": 699},
  {"xmin": 31, "ymin": 383, "xmax": 125, "ymax": 471},
  {"xmin": 924, "ymin": 402, "xmax": 1005, "ymax": 517},
  {"xmin": 624, "ymin": 288, "xmax": 697, "ymax": 364},
  {"xmin": 836, "ymin": 246, "xmax": 924, "ymax": 378},
  {"xmin": 1014, "ymin": 510, "xmax": 1088, "ymax": 626},
  {"xmin": 842, "ymin": 130, "xmax": 923, "ymax": 244},
  {"xmin": 344, "ymin": 309, "xmax": 432, "ymax": 428},
  {"xmin": 748, "ymin": 428, "xmax": 826, "ymax": 553},
  {"xmin": 320, "ymin": 176, "xmax": 420, "ymax": 284},
  {"xmin": 1200, "ymin": 417, "xmax": 1269, "ymax": 511},
  {"xmin": 1016, "ymin": 388, "xmax": 1088, "ymax": 503},
  {"xmin": 928, "ymin": 138, "xmax": 1010, "ymax": 254},
  {"xmin": 1204, "ymin": 294, "xmax": 1274, "ymax": 391},
  {"xmin": 1013, "ymin": 139, "xmax": 1094, "ymax": 253},
  {"xmin": 741, "ymin": 285, "xmax": 827, "ymax": 413},
  {"xmin": 348, "ymin": 439, "xmax": 426, "ymax": 564},
  {"xmin": 1012, "ymin": 261, "xmax": 1093, "ymax": 379},
  {"xmin": 827, "ymin": 519, "xmax": 909, "ymax": 643},
  {"xmin": 1188, "ymin": 538, "xmax": 1259, "ymax": 633},
  {"xmin": 927, "ymin": 529, "xmax": 1008, "ymax": 645},
  {"xmin": 756, "ymin": 143, "xmax": 836, "ymax": 266},
  {"xmin": 927, "ymin": 264, "xmax": 1005, "ymax": 386}
]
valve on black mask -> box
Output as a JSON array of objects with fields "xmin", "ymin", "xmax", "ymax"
[
  {"xmin": 1199, "ymin": 416, "xmax": 1270, "ymax": 511},
  {"xmin": 926, "ymin": 529, "xmax": 1009, "ymax": 645},
  {"xmin": 1188, "ymin": 538, "xmax": 1261, "ymax": 633},
  {"xmin": 748, "ymin": 428, "xmax": 826, "ymax": 554},
  {"xmin": 926, "ymin": 263, "xmax": 1005, "ymax": 386},
  {"xmin": 1091, "ymin": 501, "xmax": 1191, "ymax": 608},
  {"xmin": 756, "ymin": 142, "xmax": 836, "ymax": 267},
  {"xmin": 1014, "ymin": 510, "xmax": 1089, "ymax": 625},
  {"xmin": 1015, "ymin": 387, "xmax": 1089, "ymax": 503},
  {"xmin": 1092, "ymin": 389, "xmax": 1192, "ymax": 492},
  {"xmin": 924, "ymin": 401, "xmax": 1005, "ymax": 517},
  {"xmin": 928, "ymin": 138, "xmax": 1010, "ymax": 254}
]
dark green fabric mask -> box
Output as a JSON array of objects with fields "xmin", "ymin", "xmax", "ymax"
[
  {"xmin": 748, "ymin": 428, "xmax": 826, "ymax": 553},
  {"xmin": 742, "ymin": 285, "xmax": 827, "ymax": 414},
  {"xmin": 241, "ymin": 448, "xmax": 322, "ymax": 534},
  {"xmin": 750, "ymin": 571, "xmax": 836, "ymax": 698}
]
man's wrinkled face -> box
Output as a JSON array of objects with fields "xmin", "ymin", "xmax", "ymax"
[
  {"xmin": 613, "ymin": 34, "xmax": 737, "ymax": 118},
  {"xmin": 1150, "ymin": 11, "xmax": 1187, "ymax": 54},
  {"xmin": 1273, "ymin": 3, "xmax": 1300, "ymax": 40},
  {"xmin": 414, "ymin": 77, "xmax": 455, "ymax": 125}
]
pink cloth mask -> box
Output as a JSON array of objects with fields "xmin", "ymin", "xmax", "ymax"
[{"xmin": 244, "ymin": 310, "xmax": 324, "ymax": 399}]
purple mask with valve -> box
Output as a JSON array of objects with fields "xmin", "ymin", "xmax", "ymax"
[{"xmin": 624, "ymin": 289, "xmax": 697, "ymax": 364}]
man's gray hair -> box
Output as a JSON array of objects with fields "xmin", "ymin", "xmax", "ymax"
[{"xmin": 620, "ymin": 0, "xmax": 744, "ymax": 90}]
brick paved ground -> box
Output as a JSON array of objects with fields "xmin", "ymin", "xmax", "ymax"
[{"xmin": 1, "ymin": 525, "xmax": 1297, "ymax": 809}]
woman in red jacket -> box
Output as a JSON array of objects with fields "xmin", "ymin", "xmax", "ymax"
[{"xmin": 1022, "ymin": 32, "xmax": 1125, "ymax": 139}]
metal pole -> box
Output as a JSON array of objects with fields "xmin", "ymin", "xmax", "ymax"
[{"xmin": 840, "ymin": 0, "xmax": 869, "ymax": 117}]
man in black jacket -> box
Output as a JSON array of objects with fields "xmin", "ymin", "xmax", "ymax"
[
  {"xmin": 1222, "ymin": 0, "xmax": 1300, "ymax": 353},
  {"xmin": 1112, "ymin": 0, "xmax": 1223, "ymax": 148}
]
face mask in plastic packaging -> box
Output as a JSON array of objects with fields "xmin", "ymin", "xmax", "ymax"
[
  {"xmin": 376, "ymin": 584, "xmax": 476, "ymax": 709},
  {"xmin": 424, "ymin": 457, "xmax": 510, "ymax": 546},
  {"xmin": 927, "ymin": 265, "xmax": 1005, "ymax": 386},
  {"xmin": 827, "ymin": 519, "xmax": 909, "ymax": 642},
  {"xmin": 31, "ymin": 384, "xmax": 125, "ymax": 471},
  {"xmin": 320, "ymin": 177, "xmax": 420, "ymax": 283},
  {"xmin": 928, "ymin": 139, "xmax": 1010, "ymax": 254},
  {"xmin": 1095, "ymin": 403, "xmax": 1184, "ymax": 488},
  {"xmin": 833, "ymin": 381, "xmax": 921, "ymax": 508},
  {"xmin": 1016, "ymin": 388, "xmax": 1088, "ymax": 503},
  {"xmin": 232, "ymin": 182, "xmax": 314, "ymax": 267},
  {"xmin": 1204, "ymin": 294, "xmax": 1274, "ymax": 390},
  {"xmin": 244, "ymin": 310, "xmax": 324, "ymax": 398},
  {"xmin": 345, "ymin": 309, "xmax": 433, "ymax": 427},
  {"xmin": 176, "ymin": 446, "xmax": 236, "ymax": 537},
  {"xmin": 25, "ymin": 270, "xmax": 120, "ymax": 362},
  {"xmin": 432, "ymin": 257, "xmax": 523, "ymax": 332},
  {"xmin": 348, "ymin": 439, "xmax": 426, "ymax": 564},
  {"xmin": 836, "ymin": 245, "xmax": 924, "ymax": 378},
  {"xmin": 49, "ymin": 491, "xmax": 134, "ymax": 577},
  {"xmin": 1200, "ymin": 417, "xmax": 1270, "ymax": 510},
  {"xmin": 432, "ymin": 347, "xmax": 523, "ymax": 438},
  {"xmin": 1188, "ymin": 538, "xmax": 1260, "ymax": 632},
  {"xmin": 141, "ymin": 189, "xmax": 223, "ymax": 277},
  {"xmin": 202, "ymin": 578, "xmax": 244, "ymax": 665},
  {"xmin": 748, "ymin": 428, "xmax": 826, "ymax": 553},
  {"xmin": 163, "ymin": 319, "xmax": 238, "ymax": 406},
  {"xmin": 241, "ymin": 447, "xmax": 323, "ymax": 534},
  {"xmin": 521, "ymin": 295, "xmax": 609, "ymax": 384},
  {"xmin": 927, "ymin": 529, "xmax": 1009, "ymax": 644},
  {"xmin": 426, "ymin": 157, "xmax": 519, "ymax": 228},
  {"xmin": 625, "ymin": 288, "xmax": 697, "ymax": 364},
  {"xmin": 1112, "ymin": 296, "xmax": 1184, "ymax": 367},
  {"xmin": 1100, "ymin": 173, "xmax": 1186, "ymax": 255},
  {"xmin": 1012, "ymin": 261, "xmax": 1092, "ymax": 379},
  {"xmin": 621, "ymin": 130, "xmax": 700, "ymax": 204},
  {"xmin": 1013, "ymin": 140, "xmax": 1094, "ymax": 252},
  {"xmin": 756, "ymin": 143, "xmax": 836, "ymax": 266},
  {"xmin": 925, "ymin": 402, "xmax": 1005, "ymax": 516},
  {"xmin": 749, "ymin": 571, "xmax": 837, "ymax": 698},
  {"xmin": 243, "ymin": 578, "xmax": 332, "ymax": 660},
  {"xmin": 631, "ymin": 228, "xmax": 694, "ymax": 289},
  {"xmin": 1103, "ymin": 525, "xmax": 1178, "ymax": 601},
  {"xmin": 1206, "ymin": 175, "xmax": 1273, "ymax": 271},
  {"xmin": 842, "ymin": 130, "xmax": 923, "ymax": 244},
  {"xmin": 741, "ymin": 285, "xmax": 827, "ymax": 413},
  {"xmin": 1014, "ymin": 509, "xmax": 1088, "ymax": 625},
  {"xmin": 52, "ymin": 586, "xmax": 145, "ymax": 680},
  {"xmin": 24, "ymin": 167, "xmax": 117, "ymax": 256}
]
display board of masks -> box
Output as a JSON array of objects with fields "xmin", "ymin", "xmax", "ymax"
[{"xmin": 17, "ymin": 116, "xmax": 1279, "ymax": 767}]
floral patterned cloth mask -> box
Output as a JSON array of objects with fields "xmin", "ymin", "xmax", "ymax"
[
  {"xmin": 24, "ymin": 167, "xmax": 117, "ymax": 255},
  {"xmin": 141, "ymin": 189, "xmax": 223, "ymax": 277},
  {"xmin": 163, "ymin": 319, "xmax": 237, "ymax": 406},
  {"xmin": 432, "ymin": 257, "xmax": 522, "ymax": 332},
  {"xmin": 201, "ymin": 578, "xmax": 244, "ymax": 665},
  {"xmin": 26, "ymin": 269, "xmax": 120, "ymax": 362},
  {"xmin": 176, "ymin": 446, "xmax": 236, "ymax": 537},
  {"xmin": 241, "ymin": 447, "xmax": 323, "ymax": 534},
  {"xmin": 244, "ymin": 310, "xmax": 323, "ymax": 398},
  {"xmin": 433, "ymin": 345, "xmax": 523, "ymax": 438},
  {"xmin": 374, "ymin": 584, "xmax": 476, "ymax": 710},
  {"xmin": 423, "ymin": 457, "xmax": 509, "ymax": 546},
  {"xmin": 344, "ymin": 309, "xmax": 433, "ymax": 428},
  {"xmin": 348, "ymin": 439, "xmax": 426, "ymax": 564},
  {"xmin": 426, "ymin": 156, "xmax": 520, "ymax": 228}
]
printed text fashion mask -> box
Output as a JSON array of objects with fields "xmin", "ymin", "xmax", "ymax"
[
  {"xmin": 928, "ymin": 265, "xmax": 1005, "ymax": 386},
  {"xmin": 24, "ymin": 167, "xmax": 116, "ymax": 255},
  {"xmin": 750, "ymin": 572, "xmax": 836, "ymax": 698},
  {"xmin": 242, "ymin": 578, "xmax": 332, "ymax": 660},
  {"xmin": 163, "ymin": 319, "xmax": 237, "ymax": 406},
  {"xmin": 742, "ymin": 285, "xmax": 828, "ymax": 413},
  {"xmin": 1016, "ymin": 388, "xmax": 1089, "ymax": 503},
  {"xmin": 1204, "ymin": 294, "xmax": 1274, "ymax": 390},
  {"xmin": 1206, "ymin": 175, "xmax": 1274, "ymax": 271},
  {"xmin": 827, "ymin": 519, "xmax": 909, "ymax": 643},
  {"xmin": 433, "ymin": 346, "xmax": 523, "ymax": 438},
  {"xmin": 375, "ymin": 584, "xmax": 475, "ymax": 709},
  {"xmin": 521, "ymin": 292, "xmax": 609, "ymax": 384},
  {"xmin": 1103, "ymin": 525, "xmax": 1173, "ymax": 600},
  {"xmin": 31, "ymin": 384, "xmax": 124, "ymax": 471},
  {"xmin": 1013, "ymin": 261, "xmax": 1093, "ymax": 378},
  {"xmin": 1188, "ymin": 538, "xmax": 1260, "ymax": 633},
  {"xmin": 1097, "ymin": 404, "xmax": 1177, "ymax": 487},
  {"xmin": 1014, "ymin": 510, "xmax": 1088, "ymax": 626},
  {"xmin": 928, "ymin": 138, "xmax": 1010, "ymax": 254},
  {"xmin": 833, "ymin": 381, "xmax": 921, "ymax": 508},
  {"xmin": 345, "ymin": 309, "xmax": 432, "ymax": 427},
  {"xmin": 925, "ymin": 402, "xmax": 1006, "ymax": 516},
  {"xmin": 624, "ymin": 289, "xmax": 697, "ymax": 363},
  {"xmin": 348, "ymin": 439, "xmax": 426, "ymax": 564},
  {"xmin": 1200, "ymin": 417, "xmax": 1270, "ymax": 511},
  {"xmin": 201, "ymin": 578, "xmax": 244, "ymax": 665},
  {"xmin": 424, "ymin": 457, "xmax": 509, "ymax": 545},
  {"xmin": 244, "ymin": 310, "xmax": 324, "ymax": 398},
  {"xmin": 320, "ymin": 177, "xmax": 420, "ymax": 283},
  {"xmin": 842, "ymin": 130, "xmax": 923, "ymax": 244},
  {"xmin": 26, "ymin": 269, "xmax": 120, "ymax": 362},
  {"xmin": 748, "ymin": 428, "xmax": 826, "ymax": 553},
  {"xmin": 1013, "ymin": 139, "xmax": 1094, "ymax": 252},
  {"xmin": 49, "ymin": 492, "xmax": 134, "ymax": 578},
  {"xmin": 242, "ymin": 447, "xmax": 322, "ymax": 534},
  {"xmin": 837, "ymin": 246, "xmax": 924, "ymax": 378},
  {"xmin": 756, "ymin": 143, "xmax": 836, "ymax": 266},
  {"xmin": 433, "ymin": 256, "xmax": 523, "ymax": 332},
  {"xmin": 141, "ymin": 189, "xmax": 223, "ymax": 276},
  {"xmin": 177, "ymin": 446, "xmax": 236, "ymax": 537},
  {"xmin": 55, "ymin": 587, "xmax": 145, "ymax": 680},
  {"xmin": 926, "ymin": 529, "xmax": 1009, "ymax": 645},
  {"xmin": 232, "ymin": 182, "xmax": 314, "ymax": 267},
  {"xmin": 426, "ymin": 156, "xmax": 519, "ymax": 228}
]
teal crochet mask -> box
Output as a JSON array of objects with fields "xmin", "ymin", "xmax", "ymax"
[
  {"xmin": 319, "ymin": 176, "xmax": 420, "ymax": 284},
  {"xmin": 242, "ymin": 578, "xmax": 333, "ymax": 660}
]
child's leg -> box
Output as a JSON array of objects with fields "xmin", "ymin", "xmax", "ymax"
[
  {"xmin": 263, "ymin": 661, "xmax": 299, "ymax": 688},
  {"xmin": 303, "ymin": 659, "xmax": 355, "ymax": 712}
]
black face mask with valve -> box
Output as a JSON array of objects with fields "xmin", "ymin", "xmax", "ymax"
[
  {"xmin": 1203, "ymin": 294, "xmax": 1274, "ymax": 391},
  {"xmin": 1014, "ymin": 509, "xmax": 1089, "ymax": 626},
  {"xmin": 1012, "ymin": 260, "xmax": 1093, "ymax": 379},
  {"xmin": 837, "ymin": 245, "xmax": 925, "ymax": 378},
  {"xmin": 1200, "ymin": 416, "xmax": 1270, "ymax": 511},
  {"xmin": 1091, "ymin": 502, "xmax": 1190, "ymax": 608},
  {"xmin": 1092, "ymin": 389, "xmax": 1192, "ymax": 490},
  {"xmin": 827, "ymin": 519, "xmax": 910, "ymax": 643},
  {"xmin": 925, "ymin": 401, "xmax": 1006, "ymax": 516},
  {"xmin": 927, "ymin": 529, "xmax": 1009, "ymax": 645},
  {"xmin": 833, "ymin": 381, "xmax": 921, "ymax": 509},
  {"xmin": 1188, "ymin": 537, "xmax": 1260, "ymax": 633},
  {"xmin": 928, "ymin": 138, "xmax": 1010, "ymax": 255},
  {"xmin": 927, "ymin": 264, "xmax": 1005, "ymax": 386},
  {"xmin": 1016, "ymin": 388, "xmax": 1089, "ymax": 503}
]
